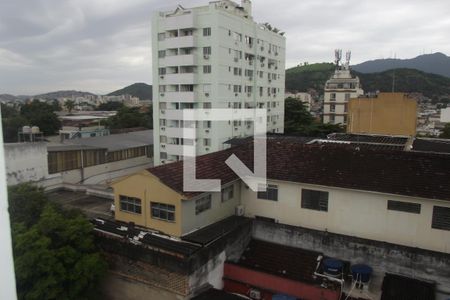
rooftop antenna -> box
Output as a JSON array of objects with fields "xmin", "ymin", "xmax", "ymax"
[
  {"xmin": 345, "ymin": 50, "xmax": 351, "ymax": 70},
  {"xmin": 334, "ymin": 49, "xmax": 342, "ymax": 69}
]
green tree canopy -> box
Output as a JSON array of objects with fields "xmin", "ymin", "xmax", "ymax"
[
  {"xmin": 8, "ymin": 184, "xmax": 107, "ymax": 300},
  {"xmin": 283, "ymin": 97, "xmax": 344, "ymax": 137},
  {"xmin": 64, "ymin": 100, "xmax": 75, "ymax": 113},
  {"xmin": 20, "ymin": 100, "xmax": 61, "ymax": 135},
  {"xmin": 105, "ymin": 106, "xmax": 152, "ymax": 129},
  {"xmin": 95, "ymin": 101, "xmax": 124, "ymax": 111}
]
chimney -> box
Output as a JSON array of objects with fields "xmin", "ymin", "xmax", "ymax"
[{"xmin": 241, "ymin": 0, "xmax": 252, "ymax": 17}]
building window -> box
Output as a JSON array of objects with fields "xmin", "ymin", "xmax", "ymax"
[
  {"xmin": 203, "ymin": 27, "xmax": 211, "ymax": 36},
  {"xmin": 158, "ymin": 50, "xmax": 165, "ymax": 58},
  {"xmin": 221, "ymin": 185, "xmax": 234, "ymax": 202},
  {"xmin": 301, "ymin": 189, "xmax": 328, "ymax": 212},
  {"xmin": 257, "ymin": 184, "xmax": 278, "ymax": 201},
  {"xmin": 330, "ymin": 104, "xmax": 336, "ymax": 112},
  {"xmin": 151, "ymin": 202, "xmax": 175, "ymax": 222},
  {"xmin": 387, "ymin": 200, "xmax": 421, "ymax": 214},
  {"xmin": 204, "ymin": 121, "xmax": 211, "ymax": 128},
  {"xmin": 329, "ymin": 115, "xmax": 335, "ymax": 123},
  {"xmin": 196, "ymin": 195, "xmax": 212, "ymax": 215},
  {"xmin": 330, "ymin": 93, "xmax": 336, "ymax": 101},
  {"xmin": 432, "ymin": 206, "xmax": 450, "ymax": 231},
  {"xmin": 203, "ymin": 65, "xmax": 212, "ymax": 74},
  {"xmin": 203, "ymin": 47, "xmax": 211, "ymax": 55},
  {"xmin": 158, "ymin": 33, "xmax": 165, "ymax": 41},
  {"xmin": 345, "ymin": 93, "xmax": 351, "ymax": 101},
  {"xmin": 119, "ymin": 195, "xmax": 142, "ymax": 214},
  {"xmin": 160, "ymin": 152, "xmax": 167, "ymax": 159},
  {"xmin": 204, "ymin": 138, "xmax": 211, "ymax": 146}
]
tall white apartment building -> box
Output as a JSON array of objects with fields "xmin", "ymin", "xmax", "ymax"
[
  {"xmin": 152, "ymin": 0, "xmax": 286, "ymax": 165},
  {"xmin": 323, "ymin": 50, "xmax": 364, "ymax": 125}
]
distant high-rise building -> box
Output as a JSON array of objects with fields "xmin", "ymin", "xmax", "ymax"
[
  {"xmin": 152, "ymin": 0, "xmax": 286, "ymax": 165},
  {"xmin": 323, "ymin": 50, "xmax": 364, "ymax": 125}
]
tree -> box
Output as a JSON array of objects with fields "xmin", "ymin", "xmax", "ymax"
[
  {"xmin": 8, "ymin": 184, "xmax": 107, "ymax": 300},
  {"xmin": 284, "ymin": 97, "xmax": 313, "ymax": 134},
  {"xmin": 1, "ymin": 103, "xmax": 27, "ymax": 142},
  {"xmin": 105, "ymin": 106, "xmax": 152, "ymax": 129},
  {"xmin": 96, "ymin": 101, "xmax": 124, "ymax": 111},
  {"xmin": 20, "ymin": 100, "xmax": 61, "ymax": 135},
  {"xmin": 64, "ymin": 100, "xmax": 75, "ymax": 113},
  {"xmin": 440, "ymin": 123, "xmax": 450, "ymax": 139}
]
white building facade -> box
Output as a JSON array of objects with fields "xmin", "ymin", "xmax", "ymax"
[
  {"xmin": 152, "ymin": 0, "xmax": 286, "ymax": 165},
  {"xmin": 323, "ymin": 51, "xmax": 364, "ymax": 125}
]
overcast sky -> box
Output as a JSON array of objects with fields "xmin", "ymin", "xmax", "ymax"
[{"xmin": 1, "ymin": 0, "xmax": 449, "ymax": 95}]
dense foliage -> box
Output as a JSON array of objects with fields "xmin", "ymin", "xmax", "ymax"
[
  {"xmin": 1, "ymin": 100, "xmax": 61, "ymax": 142},
  {"xmin": 284, "ymin": 97, "xmax": 344, "ymax": 137},
  {"xmin": 8, "ymin": 184, "xmax": 107, "ymax": 300},
  {"xmin": 285, "ymin": 63, "xmax": 335, "ymax": 93},
  {"xmin": 95, "ymin": 101, "xmax": 124, "ymax": 111},
  {"xmin": 104, "ymin": 106, "xmax": 153, "ymax": 129}
]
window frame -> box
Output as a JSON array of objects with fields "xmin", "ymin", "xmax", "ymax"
[
  {"xmin": 387, "ymin": 200, "xmax": 421, "ymax": 214},
  {"xmin": 119, "ymin": 195, "xmax": 142, "ymax": 214},
  {"xmin": 195, "ymin": 194, "xmax": 212, "ymax": 215},
  {"xmin": 257, "ymin": 184, "xmax": 278, "ymax": 201},
  {"xmin": 203, "ymin": 27, "xmax": 211, "ymax": 36},
  {"xmin": 432, "ymin": 206, "xmax": 450, "ymax": 231},
  {"xmin": 151, "ymin": 202, "xmax": 175, "ymax": 222},
  {"xmin": 301, "ymin": 189, "xmax": 329, "ymax": 212}
]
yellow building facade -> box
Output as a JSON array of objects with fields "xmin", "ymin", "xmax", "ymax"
[
  {"xmin": 347, "ymin": 93, "xmax": 417, "ymax": 136},
  {"xmin": 111, "ymin": 170, "xmax": 185, "ymax": 237}
]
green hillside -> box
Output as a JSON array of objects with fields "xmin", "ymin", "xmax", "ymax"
[
  {"xmin": 286, "ymin": 64, "xmax": 450, "ymax": 99},
  {"xmin": 285, "ymin": 63, "xmax": 335, "ymax": 93},
  {"xmin": 108, "ymin": 83, "xmax": 152, "ymax": 100}
]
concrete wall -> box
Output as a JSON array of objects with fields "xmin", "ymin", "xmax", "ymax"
[
  {"xmin": 4, "ymin": 143, "xmax": 49, "ymax": 185},
  {"xmin": 347, "ymin": 92, "xmax": 417, "ymax": 135},
  {"xmin": 60, "ymin": 156, "xmax": 153, "ymax": 185},
  {"xmin": 441, "ymin": 107, "xmax": 450, "ymax": 123},
  {"xmin": 241, "ymin": 179, "xmax": 450, "ymax": 253},
  {"xmin": 181, "ymin": 181, "xmax": 241, "ymax": 235},
  {"xmin": 253, "ymin": 220, "xmax": 450, "ymax": 299}
]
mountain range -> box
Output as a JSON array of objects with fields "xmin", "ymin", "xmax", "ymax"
[
  {"xmin": 107, "ymin": 83, "xmax": 152, "ymax": 100},
  {"xmin": 352, "ymin": 52, "xmax": 450, "ymax": 78}
]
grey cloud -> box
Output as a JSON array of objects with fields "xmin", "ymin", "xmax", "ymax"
[{"xmin": 0, "ymin": 0, "xmax": 449, "ymax": 94}]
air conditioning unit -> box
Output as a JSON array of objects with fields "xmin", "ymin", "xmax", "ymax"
[
  {"xmin": 205, "ymin": 93, "xmax": 209, "ymax": 97},
  {"xmin": 161, "ymin": 127, "xmax": 165, "ymax": 131},
  {"xmin": 205, "ymin": 147, "xmax": 210, "ymax": 151},
  {"xmin": 247, "ymin": 93, "xmax": 251, "ymax": 97},
  {"xmin": 235, "ymin": 93, "xmax": 238, "ymax": 97},
  {"xmin": 261, "ymin": 46, "xmax": 264, "ymax": 51},
  {"xmin": 234, "ymin": 57, "xmax": 239, "ymax": 62},
  {"xmin": 275, "ymin": 52, "xmax": 279, "ymax": 56},
  {"xmin": 234, "ymin": 127, "xmax": 238, "ymax": 131},
  {"xmin": 204, "ymin": 54, "xmax": 210, "ymax": 59},
  {"xmin": 160, "ymin": 93, "xmax": 165, "ymax": 97},
  {"xmin": 249, "ymin": 77, "xmax": 253, "ymax": 81},
  {"xmin": 275, "ymin": 66, "xmax": 278, "ymax": 69},
  {"xmin": 249, "ymin": 289, "xmax": 261, "ymax": 300},
  {"xmin": 261, "ymin": 63, "xmax": 265, "ymax": 67},
  {"xmin": 235, "ymin": 205, "xmax": 245, "ymax": 216},
  {"xmin": 161, "ymin": 160, "xmax": 166, "ymax": 164},
  {"xmin": 247, "ymin": 125, "xmax": 251, "ymax": 129},
  {"xmin": 160, "ymin": 110, "xmax": 165, "ymax": 114},
  {"xmin": 161, "ymin": 144, "xmax": 166, "ymax": 149},
  {"xmin": 205, "ymin": 129, "xmax": 209, "ymax": 133},
  {"xmin": 268, "ymin": 79, "xmax": 272, "ymax": 83},
  {"xmin": 160, "ymin": 75, "xmax": 164, "ymax": 79}
]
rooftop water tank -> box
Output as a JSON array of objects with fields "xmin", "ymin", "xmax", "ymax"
[
  {"xmin": 22, "ymin": 126, "xmax": 31, "ymax": 133},
  {"xmin": 351, "ymin": 264, "xmax": 373, "ymax": 283},
  {"xmin": 31, "ymin": 126, "xmax": 40, "ymax": 133},
  {"xmin": 323, "ymin": 258, "xmax": 344, "ymax": 277}
]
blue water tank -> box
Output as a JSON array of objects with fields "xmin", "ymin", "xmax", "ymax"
[
  {"xmin": 351, "ymin": 264, "xmax": 373, "ymax": 283},
  {"xmin": 323, "ymin": 258, "xmax": 344, "ymax": 276},
  {"xmin": 272, "ymin": 294, "xmax": 297, "ymax": 300}
]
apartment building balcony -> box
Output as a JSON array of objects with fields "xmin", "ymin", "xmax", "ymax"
[
  {"xmin": 160, "ymin": 91, "xmax": 196, "ymax": 102},
  {"xmin": 162, "ymin": 73, "xmax": 197, "ymax": 84},
  {"xmin": 165, "ymin": 127, "xmax": 196, "ymax": 139},
  {"xmin": 160, "ymin": 54, "xmax": 197, "ymax": 67},
  {"xmin": 161, "ymin": 35, "xmax": 197, "ymax": 49}
]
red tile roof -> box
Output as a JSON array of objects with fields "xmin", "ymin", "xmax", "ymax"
[{"xmin": 148, "ymin": 137, "xmax": 450, "ymax": 201}]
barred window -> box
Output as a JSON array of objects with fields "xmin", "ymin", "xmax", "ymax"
[
  {"xmin": 432, "ymin": 206, "xmax": 450, "ymax": 231},
  {"xmin": 257, "ymin": 184, "xmax": 278, "ymax": 201},
  {"xmin": 203, "ymin": 65, "xmax": 212, "ymax": 74},
  {"xmin": 221, "ymin": 185, "xmax": 234, "ymax": 202},
  {"xmin": 119, "ymin": 195, "xmax": 141, "ymax": 214},
  {"xmin": 196, "ymin": 195, "xmax": 212, "ymax": 215},
  {"xmin": 301, "ymin": 189, "xmax": 328, "ymax": 212},
  {"xmin": 203, "ymin": 47, "xmax": 211, "ymax": 55},
  {"xmin": 151, "ymin": 202, "xmax": 175, "ymax": 222},
  {"xmin": 387, "ymin": 200, "xmax": 421, "ymax": 214}
]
